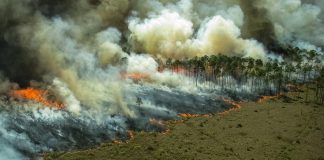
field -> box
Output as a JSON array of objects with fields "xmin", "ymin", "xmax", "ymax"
[{"xmin": 45, "ymin": 91, "xmax": 324, "ymax": 160}]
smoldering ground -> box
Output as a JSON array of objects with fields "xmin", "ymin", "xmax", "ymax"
[{"xmin": 0, "ymin": 0, "xmax": 323, "ymax": 158}]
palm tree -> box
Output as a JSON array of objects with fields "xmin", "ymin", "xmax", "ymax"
[
  {"xmin": 136, "ymin": 97, "xmax": 143, "ymax": 107},
  {"xmin": 318, "ymin": 67, "xmax": 324, "ymax": 104},
  {"xmin": 162, "ymin": 50, "xmax": 322, "ymax": 103},
  {"xmin": 166, "ymin": 58, "xmax": 172, "ymax": 70},
  {"xmin": 265, "ymin": 61, "xmax": 273, "ymax": 94},
  {"xmin": 156, "ymin": 58, "xmax": 164, "ymax": 72}
]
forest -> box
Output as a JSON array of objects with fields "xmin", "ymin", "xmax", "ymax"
[{"xmin": 158, "ymin": 46, "xmax": 324, "ymax": 104}]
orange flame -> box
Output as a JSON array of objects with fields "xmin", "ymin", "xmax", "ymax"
[
  {"xmin": 123, "ymin": 73, "xmax": 150, "ymax": 80},
  {"xmin": 111, "ymin": 130, "xmax": 135, "ymax": 145},
  {"xmin": 127, "ymin": 130, "xmax": 135, "ymax": 140},
  {"xmin": 257, "ymin": 95, "xmax": 278, "ymax": 103},
  {"xmin": 112, "ymin": 140, "xmax": 123, "ymax": 144},
  {"xmin": 219, "ymin": 98, "xmax": 242, "ymax": 115},
  {"xmin": 178, "ymin": 113, "xmax": 210, "ymax": 118},
  {"xmin": 10, "ymin": 88, "xmax": 64, "ymax": 109},
  {"xmin": 173, "ymin": 67, "xmax": 188, "ymax": 75}
]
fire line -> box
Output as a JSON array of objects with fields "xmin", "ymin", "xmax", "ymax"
[{"xmin": 10, "ymin": 88, "xmax": 64, "ymax": 109}]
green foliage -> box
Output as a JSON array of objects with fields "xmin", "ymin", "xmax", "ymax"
[{"xmin": 160, "ymin": 47, "xmax": 323, "ymax": 103}]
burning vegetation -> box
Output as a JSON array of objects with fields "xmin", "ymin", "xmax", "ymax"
[
  {"xmin": 0, "ymin": 0, "xmax": 324, "ymax": 159},
  {"xmin": 178, "ymin": 113, "xmax": 210, "ymax": 118},
  {"xmin": 123, "ymin": 73, "xmax": 150, "ymax": 80},
  {"xmin": 257, "ymin": 95, "xmax": 279, "ymax": 103},
  {"xmin": 219, "ymin": 98, "xmax": 242, "ymax": 115},
  {"xmin": 10, "ymin": 88, "xmax": 64, "ymax": 109}
]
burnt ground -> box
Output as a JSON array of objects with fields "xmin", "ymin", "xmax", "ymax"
[{"xmin": 45, "ymin": 91, "xmax": 324, "ymax": 160}]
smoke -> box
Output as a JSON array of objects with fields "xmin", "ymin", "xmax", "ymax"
[
  {"xmin": 128, "ymin": 0, "xmax": 267, "ymax": 59},
  {"xmin": 0, "ymin": 0, "xmax": 323, "ymax": 158},
  {"xmin": 128, "ymin": 11, "xmax": 194, "ymax": 59},
  {"xmin": 0, "ymin": 74, "xmax": 10, "ymax": 94},
  {"xmin": 254, "ymin": 0, "xmax": 324, "ymax": 48},
  {"xmin": 52, "ymin": 78, "xmax": 81, "ymax": 114}
]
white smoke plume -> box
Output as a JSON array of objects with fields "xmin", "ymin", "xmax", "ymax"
[
  {"xmin": 254, "ymin": 0, "xmax": 324, "ymax": 47},
  {"xmin": 0, "ymin": 74, "xmax": 10, "ymax": 94},
  {"xmin": 52, "ymin": 78, "xmax": 81, "ymax": 114},
  {"xmin": 128, "ymin": 0, "xmax": 267, "ymax": 60},
  {"xmin": 0, "ymin": 0, "xmax": 323, "ymax": 158}
]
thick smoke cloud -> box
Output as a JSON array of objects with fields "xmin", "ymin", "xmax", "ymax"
[
  {"xmin": 0, "ymin": 0, "xmax": 324, "ymax": 158},
  {"xmin": 1, "ymin": 0, "xmax": 323, "ymax": 87},
  {"xmin": 255, "ymin": 0, "xmax": 324, "ymax": 47},
  {"xmin": 128, "ymin": 0, "xmax": 267, "ymax": 59}
]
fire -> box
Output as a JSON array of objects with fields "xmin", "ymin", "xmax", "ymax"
[
  {"xmin": 257, "ymin": 95, "xmax": 278, "ymax": 103},
  {"xmin": 127, "ymin": 130, "xmax": 135, "ymax": 140},
  {"xmin": 111, "ymin": 130, "xmax": 135, "ymax": 145},
  {"xmin": 149, "ymin": 118, "xmax": 164, "ymax": 126},
  {"xmin": 123, "ymin": 73, "xmax": 150, "ymax": 80},
  {"xmin": 10, "ymin": 88, "xmax": 64, "ymax": 109},
  {"xmin": 178, "ymin": 113, "xmax": 210, "ymax": 118},
  {"xmin": 173, "ymin": 67, "xmax": 188, "ymax": 75},
  {"xmin": 112, "ymin": 140, "xmax": 123, "ymax": 144},
  {"xmin": 219, "ymin": 98, "xmax": 242, "ymax": 115},
  {"xmin": 222, "ymin": 98, "xmax": 241, "ymax": 109}
]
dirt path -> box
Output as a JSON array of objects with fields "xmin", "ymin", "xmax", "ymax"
[{"xmin": 45, "ymin": 95, "xmax": 324, "ymax": 160}]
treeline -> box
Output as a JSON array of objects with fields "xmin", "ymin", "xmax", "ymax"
[{"xmin": 157, "ymin": 46, "xmax": 324, "ymax": 104}]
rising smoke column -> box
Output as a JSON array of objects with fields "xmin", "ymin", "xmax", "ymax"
[
  {"xmin": 1, "ymin": 0, "xmax": 324, "ymax": 89},
  {"xmin": 250, "ymin": 0, "xmax": 324, "ymax": 50},
  {"xmin": 2, "ymin": 0, "xmax": 136, "ymax": 117},
  {"xmin": 128, "ymin": 0, "xmax": 267, "ymax": 60},
  {"xmin": 0, "ymin": 0, "xmax": 324, "ymax": 158}
]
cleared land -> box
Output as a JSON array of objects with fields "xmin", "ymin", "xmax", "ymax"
[{"xmin": 45, "ymin": 93, "xmax": 324, "ymax": 160}]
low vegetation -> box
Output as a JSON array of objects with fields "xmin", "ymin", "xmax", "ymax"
[{"xmin": 44, "ymin": 88, "xmax": 324, "ymax": 160}]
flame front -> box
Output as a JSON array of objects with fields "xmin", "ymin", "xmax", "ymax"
[
  {"xmin": 122, "ymin": 73, "xmax": 150, "ymax": 80},
  {"xmin": 10, "ymin": 88, "xmax": 64, "ymax": 109},
  {"xmin": 173, "ymin": 67, "xmax": 188, "ymax": 75},
  {"xmin": 220, "ymin": 98, "xmax": 242, "ymax": 115},
  {"xmin": 178, "ymin": 113, "xmax": 210, "ymax": 118},
  {"xmin": 257, "ymin": 95, "xmax": 278, "ymax": 103}
]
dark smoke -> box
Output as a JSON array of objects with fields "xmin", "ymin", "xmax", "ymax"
[
  {"xmin": 239, "ymin": 0, "xmax": 278, "ymax": 48},
  {"xmin": 0, "ymin": 0, "xmax": 323, "ymax": 158}
]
